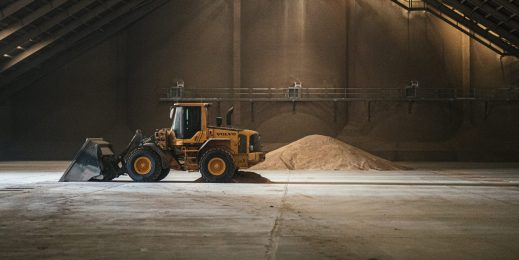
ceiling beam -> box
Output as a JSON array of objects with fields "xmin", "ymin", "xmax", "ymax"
[
  {"xmin": 0, "ymin": 0, "xmax": 170, "ymax": 101},
  {"xmin": 424, "ymin": 0, "xmax": 519, "ymax": 56},
  {"xmin": 492, "ymin": 0, "xmax": 519, "ymax": 16},
  {"xmin": 0, "ymin": 0, "xmax": 68, "ymax": 42},
  {"xmin": 0, "ymin": 0, "xmax": 33, "ymax": 22},
  {"xmin": 443, "ymin": 0, "xmax": 519, "ymax": 44},
  {"xmin": 0, "ymin": 0, "xmax": 125, "ymax": 73},
  {"xmin": 467, "ymin": 0, "xmax": 519, "ymax": 30},
  {"xmin": 0, "ymin": 0, "xmax": 98, "ymax": 55}
]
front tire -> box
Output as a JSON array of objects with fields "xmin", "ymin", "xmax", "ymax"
[
  {"xmin": 126, "ymin": 148, "xmax": 162, "ymax": 182},
  {"xmin": 155, "ymin": 168, "xmax": 170, "ymax": 181},
  {"xmin": 199, "ymin": 149, "xmax": 236, "ymax": 183}
]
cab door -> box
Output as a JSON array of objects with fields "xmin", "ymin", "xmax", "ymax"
[{"xmin": 172, "ymin": 106, "xmax": 202, "ymax": 140}]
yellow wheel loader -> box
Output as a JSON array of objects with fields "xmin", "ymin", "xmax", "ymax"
[{"xmin": 60, "ymin": 103, "xmax": 265, "ymax": 183}]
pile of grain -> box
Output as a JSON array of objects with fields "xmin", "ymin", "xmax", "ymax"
[{"xmin": 251, "ymin": 135, "xmax": 406, "ymax": 171}]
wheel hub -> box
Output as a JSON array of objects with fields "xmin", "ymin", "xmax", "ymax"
[
  {"xmin": 208, "ymin": 157, "xmax": 226, "ymax": 176},
  {"xmin": 134, "ymin": 156, "xmax": 152, "ymax": 175}
]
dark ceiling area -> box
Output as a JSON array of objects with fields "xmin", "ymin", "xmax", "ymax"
[{"xmin": 0, "ymin": 0, "xmax": 169, "ymax": 102}]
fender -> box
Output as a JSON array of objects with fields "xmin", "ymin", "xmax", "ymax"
[
  {"xmin": 199, "ymin": 138, "xmax": 230, "ymax": 151},
  {"xmin": 143, "ymin": 143, "xmax": 170, "ymax": 169},
  {"xmin": 198, "ymin": 138, "xmax": 232, "ymax": 161}
]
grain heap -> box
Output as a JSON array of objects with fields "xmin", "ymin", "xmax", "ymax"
[{"xmin": 251, "ymin": 135, "xmax": 406, "ymax": 171}]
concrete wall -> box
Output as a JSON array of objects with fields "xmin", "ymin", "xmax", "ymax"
[
  {"xmin": 240, "ymin": 0, "xmax": 348, "ymax": 145},
  {"xmin": 125, "ymin": 0, "xmax": 234, "ymax": 132},
  {"xmin": 6, "ymin": 32, "xmax": 130, "ymax": 160},
  {"xmin": 338, "ymin": 0, "xmax": 519, "ymax": 161},
  {"xmin": 0, "ymin": 101, "xmax": 11, "ymax": 159},
  {"xmin": 2, "ymin": 0, "xmax": 518, "ymax": 161}
]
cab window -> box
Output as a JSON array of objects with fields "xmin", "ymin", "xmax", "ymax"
[{"xmin": 172, "ymin": 106, "xmax": 201, "ymax": 139}]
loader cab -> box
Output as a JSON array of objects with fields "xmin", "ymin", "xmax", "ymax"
[{"xmin": 170, "ymin": 103, "xmax": 208, "ymax": 139}]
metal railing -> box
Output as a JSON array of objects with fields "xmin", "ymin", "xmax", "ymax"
[
  {"xmin": 473, "ymin": 87, "xmax": 519, "ymax": 100},
  {"xmin": 160, "ymin": 87, "xmax": 519, "ymax": 102}
]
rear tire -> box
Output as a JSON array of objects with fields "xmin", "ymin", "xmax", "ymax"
[
  {"xmin": 126, "ymin": 148, "xmax": 162, "ymax": 182},
  {"xmin": 199, "ymin": 149, "xmax": 235, "ymax": 183},
  {"xmin": 155, "ymin": 168, "xmax": 170, "ymax": 181}
]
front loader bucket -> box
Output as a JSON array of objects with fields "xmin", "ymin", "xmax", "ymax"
[{"xmin": 59, "ymin": 138, "xmax": 119, "ymax": 182}]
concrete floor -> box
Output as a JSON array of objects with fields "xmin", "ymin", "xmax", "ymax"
[{"xmin": 1, "ymin": 162, "xmax": 519, "ymax": 259}]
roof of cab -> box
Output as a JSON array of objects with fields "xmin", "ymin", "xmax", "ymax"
[{"xmin": 173, "ymin": 103, "xmax": 210, "ymax": 107}]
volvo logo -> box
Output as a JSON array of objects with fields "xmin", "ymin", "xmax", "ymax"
[{"xmin": 216, "ymin": 132, "xmax": 236, "ymax": 136}]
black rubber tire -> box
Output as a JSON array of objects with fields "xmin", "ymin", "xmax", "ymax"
[
  {"xmin": 126, "ymin": 148, "xmax": 162, "ymax": 182},
  {"xmin": 199, "ymin": 148, "xmax": 236, "ymax": 183},
  {"xmin": 155, "ymin": 168, "xmax": 170, "ymax": 182},
  {"xmin": 97, "ymin": 157, "xmax": 119, "ymax": 181}
]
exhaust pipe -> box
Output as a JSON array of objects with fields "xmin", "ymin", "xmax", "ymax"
[{"xmin": 226, "ymin": 106, "xmax": 234, "ymax": 127}]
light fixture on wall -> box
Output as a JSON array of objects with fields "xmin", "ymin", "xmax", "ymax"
[
  {"xmin": 405, "ymin": 80, "xmax": 419, "ymax": 98},
  {"xmin": 288, "ymin": 82, "xmax": 302, "ymax": 99},
  {"xmin": 168, "ymin": 80, "xmax": 184, "ymax": 99}
]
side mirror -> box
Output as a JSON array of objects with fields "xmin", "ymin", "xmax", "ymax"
[{"xmin": 216, "ymin": 117, "xmax": 223, "ymax": 127}]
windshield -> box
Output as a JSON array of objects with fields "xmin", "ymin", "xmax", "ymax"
[{"xmin": 171, "ymin": 106, "xmax": 201, "ymax": 139}]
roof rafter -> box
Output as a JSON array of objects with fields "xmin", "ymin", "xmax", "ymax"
[
  {"xmin": 0, "ymin": 0, "xmax": 34, "ymax": 22},
  {"xmin": 444, "ymin": 0, "xmax": 519, "ymax": 44},
  {"xmin": 0, "ymin": 0, "xmax": 98, "ymax": 55},
  {"xmin": 0, "ymin": 0, "xmax": 69, "ymax": 42},
  {"xmin": 1, "ymin": 0, "xmax": 125, "ymax": 73},
  {"xmin": 0, "ymin": 0, "xmax": 170, "ymax": 101}
]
